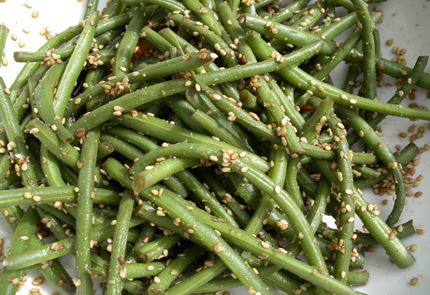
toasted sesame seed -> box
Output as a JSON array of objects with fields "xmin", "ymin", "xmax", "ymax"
[
  {"xmin": 260, "ymin": 241, "xmax": 271, "ymax": 249},
  {"xmin": 32, "ymin": 11, "xmax": 39, "ymax": 18},
  {"xmin": 416, "ymin": 229, "xmax": 425, "ymax": 235},
  {"xmin": 214, "ymin": 242, "xmax": 224, "ymax": 252},
  {"xmin": 410, "ymin": 277, "xmax": 418, "ymax": 286}
]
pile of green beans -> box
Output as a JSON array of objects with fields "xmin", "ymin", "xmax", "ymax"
[{"xmin": 0, "ymin": 0, "xmax": 428, "ymax": 294}]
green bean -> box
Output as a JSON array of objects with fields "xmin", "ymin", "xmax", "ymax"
[
  {"xmin": 113, "ymin": 7, "xmax": 154, "ymax": 76},
  {"xmin": 140, "ymin": 27, "xmax": 175, "ymax": 53},
  {"xmin": 351, "ymin": 0, "xmax": 377, "ymax": 101},
  {"xmin": 345, "ymin": 48, "xmax": 430, "ymax": 90},
  {"xmin": 167, "ymin": 13, "xmax": 237, "ymax": 67},
  {"xmin": 54, "ymin": 12, "xmax": 98, "ymax": 118},
  {"xmin": 65, "ymin": 51, "xmax": 215, "ymax": 117},
  {"xmin": 336, "ymin": 106, "xmax": 405, "ymax": 227},
  {"xmin": 120, "ymin": 0, "xmax": 186, "ymax": 11},
  {"xmin": 2, "ymin": 207, "xmax": 76, "ymax": 293},
  {"xmin": 100, "ymin": 133, "xmax": 145, "ymax": 161},
  {"xmin": 0, "ymin": 78, "xmax": 38, "ymax": 187},
  {"xmin": 13, "ymin": 17, "xmax": 129, "ymax": 63},
  {"xmin": 132, "ymin": 234, "xmax": 182, "ymax": 263},
  {"xmin": 122, "ymin": 143, "xmax": 329, "ymax": 273},
  {"xmin": 348, "ymin": 56, "xmax": 429, "ymax": 145},
  {"xmin": 164, "ymin": 257, "xmax": 227, "ymax": 295},
  {"xmin": 123, "ymin": 280, "xmax": 147, "ymax": 294},
  {"xmin": 176, "ymin": 169, "xmax": 240, "ymax": 227},
  {"xmin": 343, "ymin": 63, "xmax": 360, "ymax": 94},
  {"xmin": 12, "ymin": 65, "xmax": 49, "ymax": 121},
  {"xmin": 4, "ymin": 206, "xmax": 76, "ymax": 294},
  {"xmin": 26, "ymin": 118, "xmax": 80, "ymax": 170},
  {"xmin": 315, "ymin": 11, "xmax": 357, "ymax": 39},
  {"xmin": 34, "ymin": 62, "xmax": 74, "ymax": 142},
  {"xmin": 291, "ymin": 1, "xmax": 323, "ymax": 31},
  {"xmin": 105, "ymin": 158, "xmax": 276, "ymax": 295},
  {"xmin": 217, "ymin": 2, "xmax": 305, "ymax": 154},
  {"xmin": 200, "ymin": 170, "xmax": 252, "ymax": 227},
  {"xmin": 104, "ymin": 192, "xmax": 135, "ymax": 295},
  {"xmin": 242, "ymin": 13, "xmax": 336, "ymax": 55},
  {"xmin": 134, "ymin": 184, "xmax": 354, "ymax": 295},
  {"xmin": 40, "ymin": 145, "xmax": 66, "ymax": 187},
  {"xmin": 9, "ymin": 25, "xmax": 84, "ymax": 102},
  {"xmin": 355, "ymin": 142, "xmax": 419, "ymax": 189},
  {"xmin": 126, "ymin": 222, "xmax": 158, "ymax": 262},
  {"xmin": 115, "ymin": 40, "xmax": 320, "ymax": 128},
  {"xmin": 299, "ymin": 97, "xmax": 333, "ymax": 142},
  {"xmin": 1, "ymin": 1, "xmax": 427, "ymax": 293},
  {"xmin": 103, "ymin": 127, "xmax": 190, "ymax": 197},
  {"xmin": 91, "ymin": 261, "xmax": 165, "ymax": 282},
  {"xmin": 353, "ymin": 189, "xmax": 415, "ymax": 269},
  {"xmin": 0, "ymin": 172, "xmax": 20, "ymax": 190},
  {"xmin": 182, "ymin": 0, "xmax": 230, "ymax": 43},
  {"xmin": 0, "ymin": 25, "xmax": 8, "ymax": 70},
  {"xmin": 163, "ymin": 94, "xmax": 210, "ymax": 135},
  {"xmin": 185, "ymin": 88, "xmax": 255, "ymax": 151},
  {"xmin": 269, "ymin": 0, "xmax": 309, "ymax": 23},
  {"xmin": 39, "ymin": 204, "xmax": 76, "ymax": 229},
  {"xmin": 0, "ymin": 207, "xmax": 39, "ymax": 295},
  {"xmin": 0, "ymin": 185, "xmax": 120, "ymax": 208},
  {"xmin": 98, "ymin": 141, "xmax": 115, "ymax": 161},
  {"xmin": 323, "ymin": 107, "xmax": 356, "ymax": 284},
  {"xmin": 132, "ymin": 157, "xmax": 199, "ymax": 193},
  {"xmin": 160, "ymin": 28, "xmax": 242, "ymax": 101},
  {"xmin": 37, "ymin": 206, "xmax": 71, "ymax": 241},
  {"xmin": 75, "ymin": 126, "xmax": 100, "ymax": 294},
  {"xmin": 148, "ymin": 244, "xmax": 205, "ymax": 295},
  {"xmin": 0, "ymin": 155, "xmax": 11, "ymax": 185},
  {"xmin": 190, "ymin": 109, "xmax": 251, "ymax": 151},
  {"xmin": 4, "ymin": 214, "xmax": 145, "ymax": 271},
  {"xmin": 114, "ymin": 114, "xmax": 270, "ymax": 173},
  {"xmin": 259, "ymin": 45, "xmax": 430, "ymax": 120},
  {"xmin": 84, "ymin": 0, "xmax": 99, "ymax": 20}
]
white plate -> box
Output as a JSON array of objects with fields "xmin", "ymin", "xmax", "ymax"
[{"xmin": 0, "ymin": 1, "xmax": 429, "ymax": 294}]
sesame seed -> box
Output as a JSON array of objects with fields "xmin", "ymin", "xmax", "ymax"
[
  {"xmin": 410, "ymin": 277, "xmax": 418, "ymax": 286},
  {"xmin": 32, "ymin": 11, "xmax": 39, "ymax": 18},
  {"xmin": 416, "ymin": 229, "xmax": 425, "ymax": 235},
  {"xmin": 214, "ymin": 242, "xmax": 224, "ymax": 252},
  {"xmin": 260, "ymin": 241, "xmax": 271, "ymax": 249}
]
